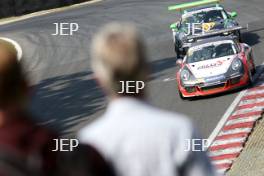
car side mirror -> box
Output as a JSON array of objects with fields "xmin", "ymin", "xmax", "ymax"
[
  {"xmin": 176, "ymin": 59, "xmax": 183, "ymax": 66},
  {"xmin": 170, "ymin": 22, "xmax": 180, "ymax": 30},
  {"xmin": 176, "ymin": 22, "xmax": 180, "ymax": 28},
  {"xmin": 230, "ymin": 11, "xmax": 237, "ymax": 18}
]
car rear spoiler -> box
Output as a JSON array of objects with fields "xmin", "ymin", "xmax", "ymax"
[
  {"xmin": 168, "ymin": 0, "xmax": 223, "ymax": 12},
  {"xmin": 186, "ymin": 26, "xmax": 245, "ymax": 40}
]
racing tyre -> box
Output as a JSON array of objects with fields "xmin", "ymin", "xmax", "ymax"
[
  {"xmin": 236, "ymin": 30, "xmax": 242, "ymax": 42},
  {"xmin": 251, "ymin": 66, "xmax": 256, "ymax": 75},
  {"xmin": 175, "ymin": 46, "xmax": 181, "ymax": 59},
  {"xmin": 248, "ymin": 69, "xmax": 254, "ymax": 85},
  {"xmin": 251, "ymin": 60, "xmax": 256, "ymax": 75}
]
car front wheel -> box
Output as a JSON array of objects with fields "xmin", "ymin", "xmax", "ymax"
[{"xmin": 248, "ymin": 68, "xmax": 254, "ymax": 85}]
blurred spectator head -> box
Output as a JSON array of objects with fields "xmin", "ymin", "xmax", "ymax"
[
  {"xmin": 0, "ymin": 38, "xmax": 28, "ymax": 109},
  {"xmin": 91, "ymin": 22, "xmax": 148, "ymax": 98}
]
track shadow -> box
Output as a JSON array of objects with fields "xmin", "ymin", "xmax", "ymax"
[
  {"xmin": 29, "ymin": 57, "xmax": 178, "ymax": 135},
  {"xmin": 149, "ymin": 57, "xmax": 176, "ymax": 79},
  {"xmin": 242, "ymin": 31, "xmax": 260, "ymax": 46},
  {"xmin": 251, "ymin": 65, "xmax": 264, "ymax": 87},
  {"xmin": 29, "ymin": 71, "xmax": 106, "ymax": 134}
]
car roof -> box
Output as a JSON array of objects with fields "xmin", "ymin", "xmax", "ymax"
[{"xmin": 190, "ymin": 36, "xmax": 237, "ymax": 48}]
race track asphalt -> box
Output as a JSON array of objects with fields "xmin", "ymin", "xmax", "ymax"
[{"xmin": 0, "ymin": 0, "xmax": 264, "ymax": 137}]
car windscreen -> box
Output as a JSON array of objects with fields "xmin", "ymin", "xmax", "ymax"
[
  {"xmin": 187, "ymin": 42, "xmax": 237, "ymax": 63},
  {"xmin": 182, "ymin": 9, "xmax": 226, "ymax": 26}
]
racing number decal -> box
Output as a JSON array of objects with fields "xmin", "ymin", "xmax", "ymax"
[{"xmin": 202, "ymin": 22, "xmax": 215, "ymax": 32}]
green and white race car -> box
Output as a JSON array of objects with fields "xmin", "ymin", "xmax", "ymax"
[{"xmin": 168, "ymin": 0, "xmax": 242, "ymax": 58}]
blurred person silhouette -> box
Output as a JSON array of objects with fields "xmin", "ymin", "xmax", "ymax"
[
  {"xmin": 57, "ymin": 144, "xmax": 116, "ymax": 176},
  {"xmin": 78, "ymin": 23, "xmax": 216, "ymax": 176},
  {"xmin": 0, "ymin": 38, "xmax": 57, "ymax": 176}
]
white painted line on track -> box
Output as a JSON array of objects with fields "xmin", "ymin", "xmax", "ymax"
[
  {"xmin": 209, "ymin": 147, "xmax": 242, "ymax": 157},
  {"xmin": 226, "ymin": 115, "xmax": 260, "ymax": 126},
  {"xmin": 233, "ymin": 106, "xmax": 263, "ymax": 115},
  {"xmin": 218, "ymin": 127, "xmax": 252, "ymax": 136},
  {"xmin": 0, "ymin": 0, "xmax": 103, "ymax": 26},
  {"xmin": 212, "ymin": 159, "xmax": 234, "ymax": 165},
  {"xmin": 211, "ymin": 137, "xmax": 246, "ymax": 146},
  {"xmin": 246, "ymin": 88, "xmax": 264, "ymax": 95},
  {"xmin": 207, "ymin": 90, "xmax": 246, "ymax": 146},
  {"xmin": 238, "ymin": 97, "xmax": 264, "ymax": 106}
]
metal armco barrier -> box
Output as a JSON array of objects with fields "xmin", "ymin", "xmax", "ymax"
[{"xmin": 0, "ymin": 0, "xmax": 89, "ymax": 18}]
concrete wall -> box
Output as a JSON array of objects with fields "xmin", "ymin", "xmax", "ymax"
[{"xmin": 0, "ymin": 0, "xmax": 89, "ymax": 18}]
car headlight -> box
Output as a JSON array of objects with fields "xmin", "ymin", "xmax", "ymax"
[
  {"xmin": 231, "ymin": 59, "xmax": 242, "ymax": 71},
  {"xmin": 223, "ymin": 32, "xmax": 229, "ymax": 35},
  {"xmin": 181, "ymin": 69, "xmax": 190, "ymax": 81},
  {"xmin": 187, "ymin": 38, "xmax": 194, "ymax": 42},
  {"xmin": 226, "ymin": 22, "xmax": 235, "ymax": 28}
]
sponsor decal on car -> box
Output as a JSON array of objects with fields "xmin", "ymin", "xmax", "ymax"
[
  {"xmin": 197, "ymin": 60, "xmax": 226, "ymax": 70},
  {"xmin": 205, "ymin": 74, "xmax": 225, "ymax": 82},
  {"xmin": 202, "ymin": 22, "xmax": 216, "ymax": 32}
]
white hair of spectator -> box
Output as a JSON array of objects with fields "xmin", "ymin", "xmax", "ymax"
[{"xmin": 91, "ymin": 22, "xmax": 147, "ymax": 95}]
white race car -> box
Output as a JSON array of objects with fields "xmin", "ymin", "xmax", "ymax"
[{"xmin": 176, "ymin": 36, "xmax": 255, "ymax": 99}]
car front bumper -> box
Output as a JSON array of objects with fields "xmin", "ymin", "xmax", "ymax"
[{"xmin": 178, "ymin": 73, "xmax": 249, "ymax": 98}]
